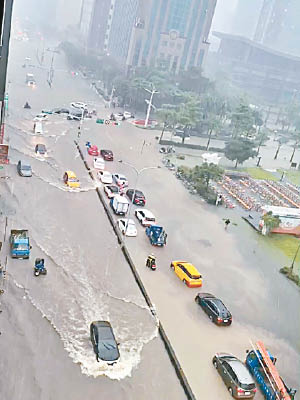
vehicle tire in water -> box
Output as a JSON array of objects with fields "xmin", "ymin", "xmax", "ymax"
[
  {"xmin": 183, "ymin": 279, "xmax": 187, "ymax": 285},
  {"xmin": 209, "ymin": 315, "xmax": 213, "ymax": 322},
  {"xmin": 213, "ymin": 360, "xmax": 218, "ymax": 369},
  {"xmin": 229, "ymin": 387, "xmax": 233, "ymax": 397},
  {"xmin": 170, "ymin": 263, "xmax": 174, "ymax": 269}
]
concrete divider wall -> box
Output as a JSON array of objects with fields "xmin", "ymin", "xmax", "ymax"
[{"xmin": 74, "ymin": 140, "xmax": 197, "ymax": 400}]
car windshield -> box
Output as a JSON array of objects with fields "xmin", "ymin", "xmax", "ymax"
[
  {"xmin": 240, "ymin": 383, "xmax": 256, "ymax": 391},
  {"xmin": 68, "ymin": 177, "xmax": 78, "ymax": 182},
  {"xmin": 110, "ymin": 187, "xmax": 118, "ymax": 192},
  {"xmin": 22, "ymin": 165, "xmax": 31, "ymax": 170}
]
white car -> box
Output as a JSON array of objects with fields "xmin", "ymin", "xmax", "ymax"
[
  {"xmin": 98, "ymin": 170, "xmax": 113, "ymax": 184},
  {"xmin": 34, "ymin": 113, "xmax": 48, "ymax": 122},
  {"xmin": 123, "ymin": 111, "xmax": 133, "ymax": 119},
  {"xmin": 135, "ymin": 209, "xmax": 156, "ymax": 227},
  {"xmin": 70, "ymin": 102, "xmax": 87, "ymax": 110},
  {"xmin": 113, "ymin": 173, "xmax": 128, "ymax": 187},
  {"xmin": 104, "ymin": 185, "xmax": 119, "ymax": 198},
  {"xmin": 117, "ymin": 219, "xmax": 137, "ymax": 237},
  {"xmin": 93, "ymin": 157, "xmax": 105, "ymax": 170}
]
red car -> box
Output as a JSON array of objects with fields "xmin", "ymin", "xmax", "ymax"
[
  {"xmin": 88, "ymin": 145, "xmax": 99, "ymax": 156},
  {"xmin": 100, "ymin": 149, "xmax": 114, "ymax": 161}
]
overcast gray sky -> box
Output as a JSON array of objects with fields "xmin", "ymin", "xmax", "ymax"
[{"xmin": 212, "ymin": 0, "xmax": 238, "ymax": 32}]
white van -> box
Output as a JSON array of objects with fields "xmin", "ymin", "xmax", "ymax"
[{"xmin": 34, "ymin": 121, "xmax": 43, "ymax": 135}]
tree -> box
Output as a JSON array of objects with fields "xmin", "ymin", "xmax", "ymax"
[
  {"xmin": 205, "ymin": 116, "xmax": 222, "ymax": 150},
  {"xmin": 274, "ymin": 137, "xmax": 289, "ymax": 160},
  {"xmin": 156, "ymin": 105, "xmax": 178, "ymax": 142},
  {"xmin": 230, "ymin": 102, "xmax": 256, "ymax": 138},
  {"xmin": 177, "ymin": 98, "xmax": 201, "ymax": 144},
  {"xmin": 289, "ymin": 131, "xmax": 300, "ymax": 163},
  {"xmin": 192, "ymin": 163, "xmax": 223, "ymax": 188},
  {"xmin": 261, "ymin": 211, "xmax": 281, "ymax": 235},
  {"xmin": 224, "ymin": 138, "xmax": 257, "ymax": 168}
]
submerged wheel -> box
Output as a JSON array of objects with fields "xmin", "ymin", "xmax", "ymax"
[
  {"xmin": 228, "ymin": 387, "xmax": 233, "ymax": 397},
  {"xmin": 183, "ymin": 279, "xmax": 187, "ymax": 285},
  {"xmin": 170, "ymin": 263, "xmax": 174, "ymax": 270}
]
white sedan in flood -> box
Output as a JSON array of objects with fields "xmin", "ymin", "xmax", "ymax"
[
  {"xmin": 93, "ymin": 157, "xmax": 105, "ymax": 170},
  {"xmin": 135, "ymin": 209, "xmax": 156, "ymax": 227},
  {"xmin": 117, "ymin": 219, "xmax": 137, "ymax": 237},
  {"xmin": 98, "ymin": 170, "xmax": 113, "ymax": 184}
]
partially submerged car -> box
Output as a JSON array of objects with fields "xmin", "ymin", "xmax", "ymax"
[
  {"xmin": 90, "ymin": 321, "xmax": 120, "ymax": 365},
  {"xmin": 63, "ymin": 171, "xmax": 80, "ymax": 188}
]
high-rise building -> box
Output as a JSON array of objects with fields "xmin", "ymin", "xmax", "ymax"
[
  {"xmin": 126, "ymin": 0, "xmax": 217, "ymax": 73},
  {"xmin": 80, "ymin": 0, "xmax": 217, "ymax": 73},
  {"xmin": 231, "ymin": 0, "xmax": 263, "ymax": 39}
]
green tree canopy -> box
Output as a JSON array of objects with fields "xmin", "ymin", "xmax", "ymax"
[
  {"xmin": 224, "ymin": 138, "xmax": 257, "ymax": 168},
  {"xmin": 192, "ymin": 163, "xmax": 224, "ymax": 187}
]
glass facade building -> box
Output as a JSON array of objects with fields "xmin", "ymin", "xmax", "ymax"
[{"xmin": 126, "ymin": 0, "xmax": 217, "ymax": 73}]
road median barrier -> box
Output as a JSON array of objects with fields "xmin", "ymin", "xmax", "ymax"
[{"xmin": 76, "ymin": 141, "xmax": 197, "ymax": 400}]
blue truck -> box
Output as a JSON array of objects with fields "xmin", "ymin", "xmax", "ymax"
[
  {"xmin": 10, "ymin": 229, "xmax": 31, "ymax": 259},
  {"xmin": 145, "ymin": 225, "xmax": 167, "ymax": 246},
  {"xmin": 246, "ymin": 341, "xmax": 297, "ymax": 400}
]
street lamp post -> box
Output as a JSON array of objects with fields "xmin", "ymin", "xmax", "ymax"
[
  {"xmin": 118, "ymin": 160, "xmax": 160, "ymax": 223},
  {"xmin": 144, "ymin": 86, "xmax": 159, "ymax": 128},
  {"xmin": 290, "ymin": 242, "xmax": 300, "ymax": 274}
]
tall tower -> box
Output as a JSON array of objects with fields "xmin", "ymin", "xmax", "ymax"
[
  {"xmin": 254, "ymin": 0, "xmax": 275, "ymax": 42},
  {"xmin": 263, "ymin": 0, "xmax": 292, "ymax": 47}
]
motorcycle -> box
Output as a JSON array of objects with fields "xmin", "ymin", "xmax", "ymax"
[
  {"xmin": 146, "ymin": 257, "xmax": 156, "ymax": 271},
  {"xmin": 159, "ymin": 146, "xmax": 175, "ymax": 154},
  {"xmin": 34, "ymin": 258, "xmax": 47, "ymax": 277}
]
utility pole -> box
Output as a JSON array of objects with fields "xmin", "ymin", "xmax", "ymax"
[
  {"xmin": 46, "ymin": 48, "xmax": 59, "ymax": 88},
  {"xmin": 144, "ymin": 86, "xmax": 158, "ymax": 128},
  {"xmin": 0, "ymin": 0, "xmax": 14, "ymax": 143}
]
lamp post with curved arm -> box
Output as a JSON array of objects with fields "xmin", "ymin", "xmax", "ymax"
[{"xmin": 118, "ymin": 160, "xmax": 160, "ymax": 221}]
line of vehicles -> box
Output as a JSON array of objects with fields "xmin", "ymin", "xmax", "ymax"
[{"xmin": 15, "ymin": 97, "xmax": 297, "ymax": 394}]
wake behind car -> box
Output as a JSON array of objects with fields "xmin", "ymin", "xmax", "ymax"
[
  {"xmin": 17, "ymin": 160, "xmax": 32, "ymax": 177},
  {"xmin": 104, "ymin": 185, "xmax": 119, "ymax": 198},
  {"xmin": 126, "ymin": 189, "xmax": 145, "ymax": 206},
  {"xmin": 195, "ymin": 293, "xmax": 232, "ymax": 325},
  {"xmin": 135, "ymin": 209, "xmax": 155, "ymax": 226},
  {"xmin": 90, "ymin": 321, "xmax": 120, "ymax": 365},
  {"xmin": 170, "ymin": 261, "xmax": 202, "ymax": 287},
  {"xmin": 100, "ymin": 149, "xmax": 113, "ymax": 161},
  {"xmin": 212, "ymin": 353, "xmax": 256, "ymax": 399}
]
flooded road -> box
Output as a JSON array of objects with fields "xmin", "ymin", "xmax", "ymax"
[{"xmin": 0, "ymin": 29, "xmax": 299, "ymax": 400}]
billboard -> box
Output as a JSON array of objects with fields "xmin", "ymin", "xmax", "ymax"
[{"xmin": 0, "ymin": 144, "xmax": 9, "ymax": 164}]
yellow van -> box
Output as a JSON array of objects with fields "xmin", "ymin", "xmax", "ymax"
[
  {"xmin": 63, "ymin": 171, "xmax": 80, "ymax": 188},
  {"xmin": 170, "ymin": 261, "xmax": 202, "ymax": 288}
]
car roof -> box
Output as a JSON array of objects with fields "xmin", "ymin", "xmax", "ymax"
[
  {"xmin": 101, "ymin": 149, "xmax": 112, "ymax": 153},
  {"xmin": 197, "ymin": 292, "xmax": 215, "ymax": 299},
  {"xmin": 137, "ymin": 209, "xmax": 154, "ymax": 217},
  {"xmin": 175, "ymin": 261, "xmax": 200, "ymax": 274},
  {"xmin": 36, "ymin": 143, "xmax": 46, "ymax": 148},
  {"xmin": 228, "ymin": 360, "xmax": 255, "ymax": 384},
  {"xmin": 65, "ymin": 170, "xmax": 77, "ymax": 177},
  {"xmin": 92, "ymin": 320, "xmax": 111, "ymax": 328}
]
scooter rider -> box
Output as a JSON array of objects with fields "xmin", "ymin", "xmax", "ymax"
[{"xmin": 146, "ymin": 254, "xmax": 156, "ymax": 270}]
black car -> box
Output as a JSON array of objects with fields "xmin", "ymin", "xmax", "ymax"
[
  {"xmin": 195, "ymin": 293, "xmax": 232, "ymax": 325},
  {"xmin": 100, "ymin": 149, "xmax": 114, "ymax": 161},
  {"xmin": 52, "ymin": 107, "xmax": 69, "ymax": 114},
  {"xmin": 212, "ymin": 353, "xmax": 256, "ymax": 399},
  {"xmin": 17, "ymin": 160, "xmax": 32, "ymax": 177},
  {"xmin": 90, "ymin": 321, "xmax": 120, "ymax": 365},
  {"xmin": 126, "ymin": 189, "xmax": 146, "ymax": 206}
]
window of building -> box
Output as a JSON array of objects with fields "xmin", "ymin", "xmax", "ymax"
[
  {"xmin": 170, "ymin": 41, "xmax": 175, "ymax": 48},
  {"xmin": 160, "ymin": 53, "xmax": 165, "ymax": 59},
  {"xmin": 177, "ymin": 43, "xmax": 182, "ymax": 50},
  {"xmin": 162, "ymin": 41, "xmax": 168, "ymax": 46}
]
